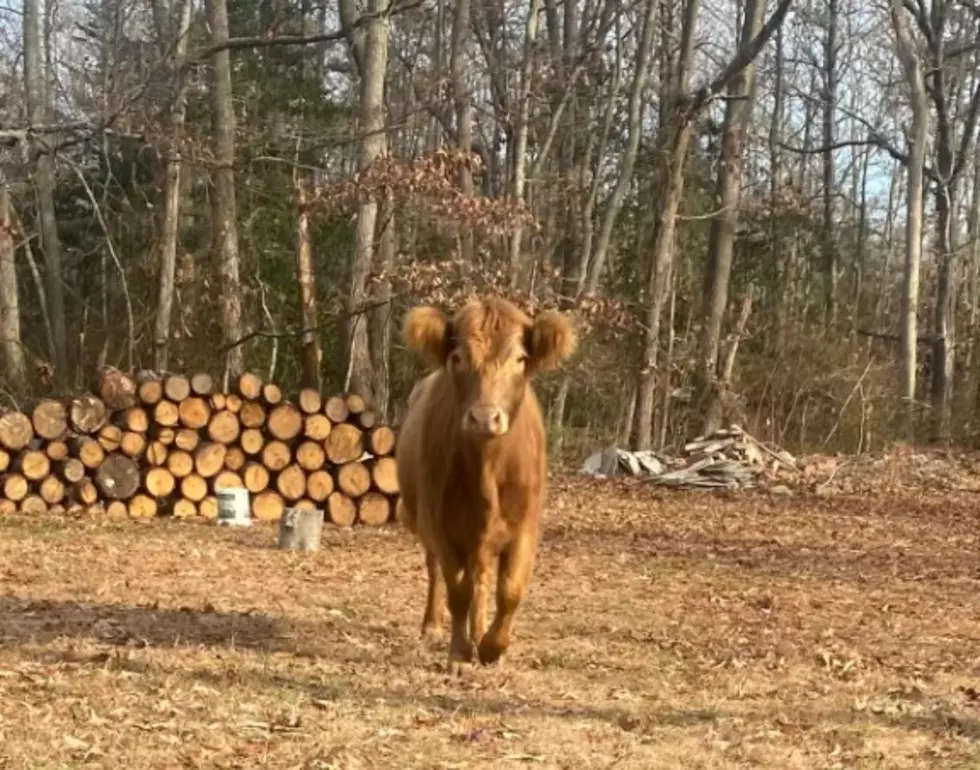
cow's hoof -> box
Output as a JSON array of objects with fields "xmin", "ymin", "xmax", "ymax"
[
  {"xmin": 477, "ymin": 634, "xmax": 507, "ymax": 665},
  {"xmin": 420, "ymin": 623, "xmax": 445, "ymax": 645}
]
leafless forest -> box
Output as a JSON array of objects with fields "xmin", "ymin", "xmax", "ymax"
[{"xmin": 0, "ymin": 0, "xmax": 975, "ymax": 458}]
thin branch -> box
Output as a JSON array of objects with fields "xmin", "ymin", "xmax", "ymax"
[{"xmin": 63, "ymin": 159, "xmax": 136, "ymax": 372}]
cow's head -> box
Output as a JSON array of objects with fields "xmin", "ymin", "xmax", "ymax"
[{"xmin": 404, "ymin": 296, "xmax": 577, "ymax": 439}]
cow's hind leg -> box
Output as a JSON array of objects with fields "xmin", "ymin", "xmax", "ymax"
[
  {"xmin": 478, "ymin": 531, "xmax": 537, "ymax": 665},
  {"xmin": 421, "ymin": 546, "xmax": 446, "ymax": 642}
]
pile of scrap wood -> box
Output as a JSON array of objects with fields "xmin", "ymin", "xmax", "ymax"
[{"xmin": 580, "ymin": 425, "xmax": 798, "ymax": 490}]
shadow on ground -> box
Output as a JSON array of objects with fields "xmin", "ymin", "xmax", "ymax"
[{"xmin": 0, "ymin": 596, "xmax": 293, "ymax": 652}]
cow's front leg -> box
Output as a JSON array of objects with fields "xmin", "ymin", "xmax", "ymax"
[
  {"xmin": 420, "ymin": 546, "xmax": 446, "ymax": 642},
  {"xmin": 440, "ymin": 549, "xmax": 475, "ymax": 669},
  {"xmin": 468, "ymin": 546, "xmax": 494, "ymax": 649},
  {"xmin": 478, "ymin": 529, "xmax": 538, "ymax": 665}
]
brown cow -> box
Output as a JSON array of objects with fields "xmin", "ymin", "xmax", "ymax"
[{"xmin": 396, "ymin": 295, "xmax": 577, "ymax": 669}]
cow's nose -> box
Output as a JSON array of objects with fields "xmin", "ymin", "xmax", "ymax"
[{"xmin": 465, "ymin": 406, "xmax": 509, "ymax": 436}]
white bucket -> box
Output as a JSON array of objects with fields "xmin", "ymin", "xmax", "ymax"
[{"xmin": 216, "ymin": 487, "xmax": 251, "ymax": 527}]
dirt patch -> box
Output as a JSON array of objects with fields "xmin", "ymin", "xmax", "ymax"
[{"xmin": 1, "ymin": 477, "xmax": 979, "ymax": 768}]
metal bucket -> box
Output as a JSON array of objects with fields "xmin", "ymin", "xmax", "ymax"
[{"xmin": 216, "ymin": 487, "xmax": 251, "ymax": 527}]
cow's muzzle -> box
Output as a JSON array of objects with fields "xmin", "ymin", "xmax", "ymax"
[{"xmin": 463, "ymin": 405, "xmax": 509, "ymax": 437}]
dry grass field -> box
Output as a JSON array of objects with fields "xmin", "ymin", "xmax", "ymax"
[{"xmin": 2, "ymin": 464, "xmax": 980, "ymax": 768}]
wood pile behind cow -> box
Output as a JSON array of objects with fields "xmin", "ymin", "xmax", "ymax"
[{"xmin": 0, "ymin": 368, "xmax": 399, "ymax": 526}]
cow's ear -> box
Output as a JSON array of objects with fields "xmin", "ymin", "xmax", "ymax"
[
  {"xmin": 526, "ymin": 311, "xmax": 577, "ymax": 373},
  {"xmin": 404, "ymin": 306, "xmax": 453, "ymax": 366}
]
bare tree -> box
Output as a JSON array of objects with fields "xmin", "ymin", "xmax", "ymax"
[
  {"xmin": 693, "ymin": 0, "xmax": 770, "ymax": 435},
  {"xmin": 632, "ymin": 0, "xmax": 794, "ymax": 450},
  {"xmin": 24, "ymin": 0, "xmax": 68, "ymax": 384},
  {"xmin": 0, "ymin": 181, "xmax": 26, "ymax": 392},
  {"xmin": 890, "ymin": 0, "xmax": 928, "ymax": 438},
  {"xmin": 206, "ymin": 0, "xmax": 246, "ymax": 382},
  {"xmin": 341, "ymin": 0, "xmax": 391, "ymax": 403},
  {"xmin": 153, "ymin": 0, "xmax": 193, "ymax": 372}
]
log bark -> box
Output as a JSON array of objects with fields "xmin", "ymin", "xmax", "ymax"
[
  {"xmin": 98, "ymin": 368, "xmax": 137, "ymax": 410},
  {"xmin": 95, "ymin": 453, "xmax": 141, "ymax": 500}
]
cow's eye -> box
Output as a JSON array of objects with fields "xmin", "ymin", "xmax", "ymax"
[{"xmin": 517, "ymin": 354, "xmax": 529, "ymax": 367}]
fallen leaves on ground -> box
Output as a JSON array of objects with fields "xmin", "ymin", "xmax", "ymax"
[{"xmin": 1, "ymin": 472, "xmax": 979, "ymax": 768}]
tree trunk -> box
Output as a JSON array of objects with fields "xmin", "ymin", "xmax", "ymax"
[
  {"xmin": 449, "ymin": 0, "xmax": 474, "ymax": 263},
  {"xmin": 153, "ymin": 0, "xmax": 193, "ymax": 372},
  {"xmin": 584, "ymin": 0, "xmax": 657, "ymax": 297},
  {"xmin": 295, "ymin": 175, "xmax": 320, "ymax": 391},
  {"xmin": 0, "ymin": 182, "xmax": 26, "ymax": 393},
  {"xmin": 821, "ymin": 0, "xmax": 839, "ymax": 327},
  {"xmin": 507, "ymin": 0, "xmax": 542, "ymax": 287},
  {"xmin": 345, "ymin": 0, "xmax": 390, "ymax": 403},
  {"xmin": 24, "ymin": 0, "xmax": 68, "ymax": 385},
  {"xmin": 206, "ymin": 0, "xmax": 245, "ymax": 381},
  {"xmin": 693, "ymin": 0, "xmax": 768, "ymax": 434},
  {"xmin": 890, "ymin": 0, "xmax": 927, "ymax": 439},
  {"xmin": 369, "ymin": 187, "xmax": 395, "ymax": 418}
]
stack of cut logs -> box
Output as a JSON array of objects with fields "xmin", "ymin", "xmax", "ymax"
[{"xmin": 0, "ymin": 368, "xmax": 399, "ymax": 526}]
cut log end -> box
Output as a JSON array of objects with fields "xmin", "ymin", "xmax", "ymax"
[
  {"xmin": 238, "ymin": 372, "xmax": 264, "ymax": 401},
  {"xmin": 326, "ymin": 423, "xmax": 364, "ymax": 465},
  {"xmin": 267, "ymin": 403, "xmax": 303, "ymax": 442},
  {"xmin": 337, "ymin": 461, "xmax": 371, "ymax": 498},
  {"xmin": 95, "ymin": 453, "xmax": 141, "ymax": 500},
  {"xmin": 252, "ymin": 490, "xmax": 285, "ymax": 522},
  {"xmin": 327, "ymin": 492, "xmax": 357, "ymax": 527},
  {"xmin": 358, "ymin": 492, "xmax": 391, "ymax": 526},
  {"xmin": 98, "ymin": 368, "xmax": 137, "ymax": 410},
  {"xmin": 371, "ymin": 456, "xmax": 399, "ymax": 495},
  {"xmin": 0, "ymin": 411, "xmax": 33, "ymax": 451},
  {"xmin": 69, "ymin": 394, "xmax": 108, "ymax": 434}
]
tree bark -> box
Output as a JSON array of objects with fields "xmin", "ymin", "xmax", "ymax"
[
  {"xmin": 890, "ymin": 0, "xmax": 927, "ymax": 440},
  {"xmin": 206, "ymin": 0, "xmax": 245, "ymax": 382},
  {"xmin": 153, "ymin": 0, "xmax": 193, "ymax": 372},
  {"xmin": 344, "ymin": 0, "xmax": 390, "ymax": 404},
  {"xmin": 295, "ymin": 175, "xmax": 321, "ymax": 391},
  {"xmin": 0, "ymin": 182, "xmax": 26, "ymax": 393},
  {"xmin": 692, "ymin": 0, "xmax": 768, "ymax": 435},
  {"xmin": 449, "ymin": 0, "xmax": 474, "ymax": 263},
  {"xmin": 821, "ymin": 0, "xmax": 839, "ymax": 327},
  {"xmin": 24, "ymin": 0, "xmax": 68, "ymax": 385}
]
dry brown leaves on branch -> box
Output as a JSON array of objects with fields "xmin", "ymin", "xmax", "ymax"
[{"xmin": 312, "ymin": 149, "xmax": 537, "ymax": 234}]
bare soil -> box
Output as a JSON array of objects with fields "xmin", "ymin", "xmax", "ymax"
[{"xmin": 1, "ymin": 472, "xmax": 980, "ymax": 768}]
